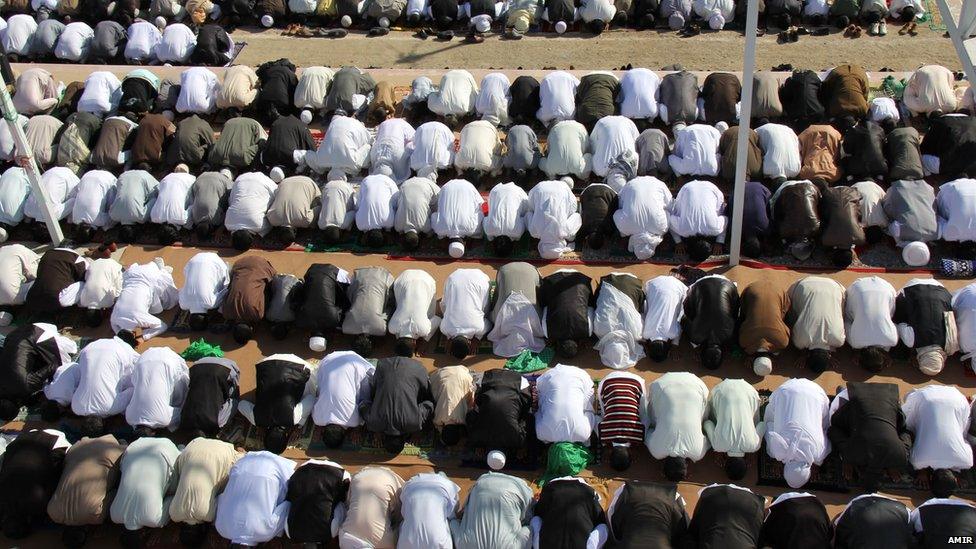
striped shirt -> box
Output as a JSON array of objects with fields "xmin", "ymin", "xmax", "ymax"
[{"xmin": 598, "ymin": 373, "xmax": 645, "ymax": 444}]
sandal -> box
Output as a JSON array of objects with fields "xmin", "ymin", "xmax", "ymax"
[{"xmin": 908, "ymin": 21, "xmax": 918, "ymax": 36}]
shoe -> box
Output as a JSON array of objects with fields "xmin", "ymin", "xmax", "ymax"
[
  {"xmin": 868, "ymin": 21, "xmax": 879, "ymax": 35},
  {"xmin": 465, "ymin": 33, "xmax": 484, "ymax": 43},
  {"xmin": 795, "ymin": 26, "xmax": 810, "ymax": 35},
  {"xmin": 898, "ymin": 21, "xmax": 910, "ymax": 35},
  {"xmin": 851, "ymin": 25, "xmax": 862, "ymax": 38},
  {"xmin": 778, "ymin": 30, "xmax": 789, "ymax": 42},
  {"xmin": 843, "ymin": 23, "xmax": 855, "ymax": 37},
  {"xmin": 908, "ymin": 21, "xmax": 918, "ymax": 36},
  {"xmin": 368, "ymin": 26, "xmax": 390, "ymax": 36},
  {"xmin": 415, "ymin": 28, "xmax": 429, "ymax": 39},
  {"xmin": 878, "ymin": 20, "xmax": 887, "ymax": 35},
  {"xmin": 294, "ymin": 25, "xmax": 315, "ymax": 37},
  {"xmin": 325, "ymin": 28, "xmax": 348, "ymax": 38},
  {"xmin": 811, "ymin": 26, "xmax": 829, "ymax": 36},
  {"xmin": 436, "ymin": 29, "xmax": 455, "ymax": 40},
  {"xmin": 789, "ymin": 28, "xmax": 799, "ymax": 42}
]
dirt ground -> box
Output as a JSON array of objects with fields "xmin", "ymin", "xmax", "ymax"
[{"xmin": 231, "ymin": 26, "xmax": 965, "ymax": 72}]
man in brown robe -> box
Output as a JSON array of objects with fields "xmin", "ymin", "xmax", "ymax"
[
  {"xmin": 222, "ymin": 255, "xmax": 276, "ymax": 344},
  {"xmin": 738, "ymin": 281, "xmax": 791, "ymax": 376}
]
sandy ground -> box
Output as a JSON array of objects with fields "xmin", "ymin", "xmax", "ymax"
[
  {"xmin": 1, "ymin": 243, "xmax": 963, "ymax": 548},
  {"xmin": 230, "ymin": 26, "xmax": 966, "ymax": 72}
]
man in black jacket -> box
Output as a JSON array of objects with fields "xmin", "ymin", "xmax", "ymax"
[
  {"xmin": 920, "ymin": 113, "xmax": 976, "ymax": 178},
  {"xmin": 894, "ymin": 279, "xmax": 954, "ymax": 376},
  {"xmin": 362, "ymin": 356, "xmax": 434, "ymax": 454},
  {"xmin": 285, "ymin": 459, "xmax": 350, "ymax": 546},
  {"xmin": 24, "ymin": 247, "xmax": 87, "ymax": 315},
  {"xmin": 577, "ymin": 183, "xmax": 619, "ymax": 250},
  {"xmin": 237, "ymin": 353, "xmax": 314, "ymax": 454},
  {"xmin": 256, "ymin": 59, "xmax": 299, "ymax": 124},
  {"xmin": 772, "ymin": 180, "xmax": 822, "ymax": 260},
  {"xmin": 539, "ymin": 269, "xmax": 594, "ymax": 358},
  {"xmin": 911, "ymin": 497, "xmax": 976, "ymax": 549},
  {"xmin": 688, "ymin": 484, "xmax": 765, "ymax": 549},
  {"xmin": 180, "ymin": 357, "xmax": 240, "ymax": 438},
  {"xmin": 759, "ymin": 492, "xmax": 833, "ymax": 549},
  {"xmin": 842, "ymin": 120, "xmax": 888, "ymax": 181},
  {"xmin": 0, "ymin": 322, "xmax": 77, "ymax": 422},
  {"xmin": 780, "ymin": 70, "xmax": 825, "ymax": 129},
  {"xmin": 681, "ymin": 274, "xmax": 739, "ymax": 370},
  {"xmin": 603, "ymin": 481, "xmax": 691, "ymax": 549},
  {"xmin": 296, "ymin": 263, "xmax": 351, "ymax": 353},
  {"xmin": 531, "ymin": 477, "xmax": 606, "ymax": 549},
  {"xmin": 834, "ymin": 494, "xmax": 914, "ymax": 549},
  {"xmin": 262, "ymin": 114, "xmax": 316, "ymax": 173},
  {"xmin": 190, "ymin": 24, "xmax": 234, "ymax": 66},
  {"xmin": 466, "ymin": 369, "xmax": 532, "ymax": 460},
  {"xmin": 508, "ymin": 76, "xmax": 540, "ymax": 126},
  {"xmin": 0, "ymin": 428, "xmax": 70, "ymax": 539},
  {"xmin": 827, "ymin": 382, "xmax": 912, "ymax": 491}
]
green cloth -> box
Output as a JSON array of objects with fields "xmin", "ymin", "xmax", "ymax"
[
  {"xmin": 504, "ymin": 347, "xmax": 554, "ymax": 373},
  {"xmin": 538, "ymin": 442, "xmax": 594, "ymax": 486},
  {"xmin": 881, "ymin": 76, "xmax": 908, "ymax": 100},
  {"xmin": 180, "ymin": 339, "xmax": 225, "ymax": 361}
]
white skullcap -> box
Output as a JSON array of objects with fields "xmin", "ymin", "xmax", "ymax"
[
  {"xmin": 219, "ymin": 168, "xmax": 233, "ymax": 180},
  {"xmin": 327, "ymin": 169, "xmax": 347, "ymax": 182},
  {"xmin": 917, "ymin": 345, "xmax": 946, "ymax": 376},
  {"xmin": 309, "ymin": 336, "xmax": 327, "ymax": 352},
  {"xmin": 340, "ymin": 15, "xmax": 352, "ymax": 27},
  {"xmin": 714, "ymin": 120, "xmax": 729, "ymax": 133},
  {"xmin": 106, "ymin": 1, "xmax": 116, "ymax": 14},
  {"xmin": 474, "ymin": 15, "xmax": 491, "ymax": 33},
  {"xmin": 261, "ymin": 14, "xmax": 274, "ymax": 27},
  {"xmin": 784, "ymin": 461, "xmax": 811, "ymax": 488},
  {"xmin": 418, "ymin": 166, "xmax": 438, "ymax": 180},
  {"xmin": 378, "ymin": 16, "xmax": 390, "ymax": 28},
  {"xmin": 0, "ymin": 227, "xmax": 8, "ymax": 244},
  {"xmin": 155, "ymin": 16, "xmax": 167, "ymax": 29},
  {"xmin": 708, "ymin": 12, "xmax": 725, "ymax": 30},
  {"xmin": 902, "ymin": 241, "xmax": 930, "ymax": 267},
  {"xmin": 487, "ymin": 450, "xmax": 506, "ymax": 470},
  {"xmin": 560, "ymin": 175, "xmax": 575, "ymax": 187},
  {"xmin": 555, "ymin": 20, "xmax": 567, "ymax": 34},
  {"xmin": 270, "ymin": 166, "xmax": 285, "ymax": 182},
  {"xmin": 375, "ymin": 164, "xmax": 393, "ymax": 177},
  {"xmin": 210, "ymin": 4, "xmax": 221, "ymax": 18},
  {"xmin": 0, "ymin": 311, "xmax": 12, "ymax": 327},
  {"xmin": 300, "ymin": 109, "xmax": 313, "ymax": 124},
  {"xmin": 174, "ymin": 163, "xmax": 189, "ymax": 173},
  {"xmin": 753, "ymin": 356, "xmax": 773, "ymax": 376},
  {"xmin": 672, "ymin": 121, "xmax": 687, "ymax": 132},
  {"xmin": 606, "ymin": 172, "xmax": 627, "ymax": 192},
  {"xmin": 449, "ymin": 240, "xmax": 465, "ymax": 258},
  {"xmin": 162, "ymin": 110, "xmax": 175, "ymax": 122}
]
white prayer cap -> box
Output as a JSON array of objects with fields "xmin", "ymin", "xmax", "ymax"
[
  {"xmin": 708, "ymin": 12, "xmax": 725, "ymax": 30},
  {"xmin": 174, "ymin": 163, "xmax": 190, "ymax": 173},
  {"xmin": 0, "ymin": 312, "xmax": 12, "ymax": 327},
  {"xmin": 902, "ymin": 241, "xmax": 930, "ymax": 267},
  {"xmin": 606, "ymin": 172, "xmax": 626, "ymax": 191},
  {"xmin": 261, "ymin": 14, "xmax": 274, "ymax": 27},
  {"xmin": 155, "ymin": 16, "xmax": 167, "ymax": 29},
  {"xmin": 784, "ymin": 461, "xmax": 811, "ymax": 488},
  {"xmin": 210, "ymin": 4, "xmax": 221, "ymax": 18},
  {"xmin": 917, "ymin": 345, "xmax": 946, "ymax": 376},
  {"xmin": 555, "ymin": 20, "xmax": 567, "ymax": 34},
  {"xmin": 0, "ymin": 227, "xmax": 8, "ymax": 244},
  {"xmin": 375, "ymin": 164, "xmax": 393, "ymax": 177},
  {"xmin": 753, "ymin": 356, "xmax": 773, "ymax": 376},
  {"xmin": 340, "ymin": 15, "xmax": 352, "ymax": 27},
  {"xmin": 106, "ymin": 1, "xmax": 116, "ymax": 14},
  {"xmin": 270, "ymin": 167, "xmax": 285, "ymax": 182},
  {"xmin": 219, "ymin": 168, "xmax": 234, "ymax": 180},
  {"xmin": 418, "ymin": 166, "xmax": 438, "ymax": 180},
  {"xmin": 487, "ymin": 450, "xmax": 506, "ymax": 470},
  {"xmin": 300, "ymin": 109, "xmax": 313, "ymax": 124},
  {"xmin": 162, "ymin": 110, "xmax": 175, "ymax": 122},
  {"xmin": 714, "ymin": 120, "xmax": 729, "ymax": 133},
  {"xmin": 449, "ymin": 240, "xmax": 465, "ymax": 258},
  {"xmin": 474, "ymin": 15, "xmax": 491, "ymax": 33},
  {"xmin": 309, "ymin": 336, "xmax": 327, "ymax": 352},
  {"xmin": 672, "ymin": 121, "xmax": 687, "ymax": 132},
  {"xmin": 560, "ymin": 175, "xmax": 575, "ymax": 188},
  {"xmin": 378, "ymin": 16, "xmax": 390, "ymax": 28},
  {"xmin": 327, "ymin": 169, "xmax": 347, "ymax": 182}
]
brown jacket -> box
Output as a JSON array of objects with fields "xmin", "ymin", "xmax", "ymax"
[
  {"xmin": 702, "ymin": 72, "xmax": 742, "ymax": 125},
  {"xmin": 719, "ymin": 126, "xmax": 762, "ymax": 181},
  {"xmin": 798, "ymin": 124, "xmax": 842, "ymax": 183},
  {"xmin": 822, "ymin": 64, "xmax": 869, "ymax": 119},
  {"xmin": 47, "ymin": 435, "xmax": 124, "ymax": 526},
  {"xmin": 130, "ymin": 113, "xmax": 176, "ymax": 167},
  {"xmin": 738, "ymin": 282, "xmax": 791, "ymax": 354},
  {"xmin": 222, "ymin": 256, "xmax": 276, "ymax": 323},
  {"xmin": 366, "ymin": 81, "xmax": 397, "ymax": 125}
]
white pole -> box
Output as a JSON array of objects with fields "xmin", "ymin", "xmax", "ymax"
[
  {"xmin": 0, "ymin": 70, "xmax": 63, "ymax": 245},
  {"xmin": 728, "ymin": 0, "xmax": 760, "ymax": 265},
  {"xmin": 936, "ymin": 0, "xmax": 976, "ymax": 92}
]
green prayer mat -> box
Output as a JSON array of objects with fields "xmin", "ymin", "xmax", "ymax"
[{"xmin": 505, "ymin": 347, "xmax": 556, "ymax": 373}]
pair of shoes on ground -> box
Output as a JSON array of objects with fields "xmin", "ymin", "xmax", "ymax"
[
  {"xmin": 898, "ymin": 21, "xmax": 918, "ymax": 36},
  {"xmin": 677, "ymin": 23, "xmax": 700, "ymax": 37},
  {"xmin": 844, "ymin": 23, "xmax": 862, "ymax": 38},
  {"xmin": 778, "ymin": 26, "xmax": 799, "ymax": 42},
  {"xmin": 867, "ymin": 20, "xmax": 888, "ymax": 35}
]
